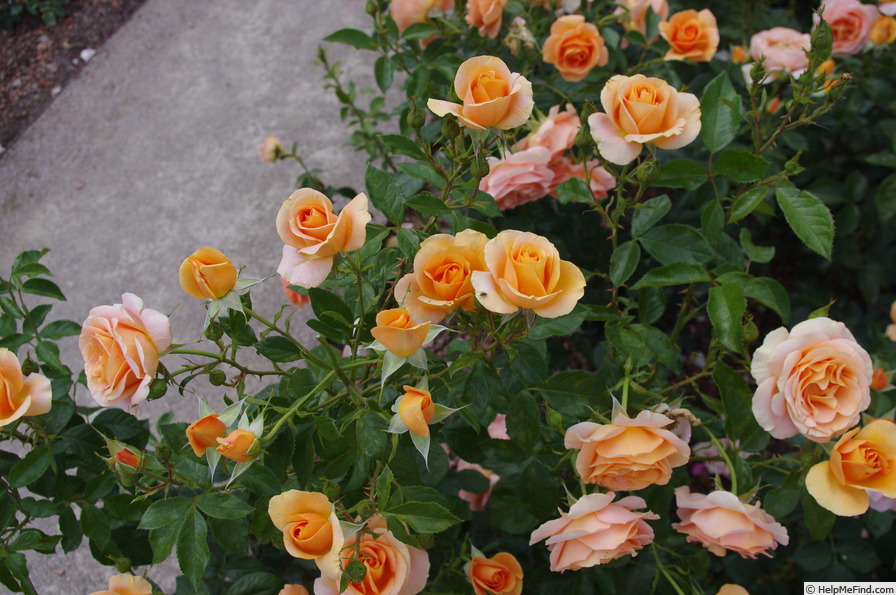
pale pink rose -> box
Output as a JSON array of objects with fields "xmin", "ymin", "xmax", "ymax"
[
  {"xmin": 868, "ymin": 489, "xmax": 896, "ymax": 512},
  {"xmin": 513, "ymin": 104, "xmax": 580, "ymax": 160},
  {"xmin": 0, "ymin": 348, "xmax": 51, "ymax": 427},
  {"xmin": 749, "ymin": 28, "xmax": 811, "ymax": 77},
  {"xmin": 456, "ymin": 459, "xmax": 500, "ymax": 510},
  {"xmin": 258, "ymin": 135, "xmax": 283, "ymax": 163},
  {"xmin": 529, "ymin": 492, "xmax": 658, "ymax": 572},
  {"xmin": 672, "ymin": 487, "xmax": 789, "ymax": 558},
  {"xmin": 819, "ymin": 0, "xmax": 880, "ymax": 56},
  {"xmin": 614, "ymin": 0, "xmax": 669, "ymax": 36},
  {"xmin": 880, "ymin": 0, "xmax": 896, "ymax": 16},
  {"xmin": 751, "ymin": 317, "xmax": 872, "ymax": 443},
  {"xmin": 466, "ymin": 0, "xmax": 507, "ymax": 38},
  {"xmin": 390, "ymin": 0, "xmax": 454, "ymax": 32},
  {"xmin": 548, "ymin": 157, "xmax": 616, "ymax": 201},
  {"xmin": 479, "ymin": 147, "xmax": 554, "ymax": 210},
  {"xmin": 887, "ymin": 300, "xmax": 896, "ymax": 341},
  {"xmin": 80, "ymin": 293, "xmax": 172, "ymax": 409},
  {"xmin": 488, "ymin": 414, "xmax": 510, "ymax": 440}
]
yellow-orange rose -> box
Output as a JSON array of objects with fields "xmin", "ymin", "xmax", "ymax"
[
  {"xmin": 717, "ymin": 585, "xmax": 749, "ymax": 595},
  {"xmin": 279, "ymin": 586, "xmax": 310, "ymax": 595},
  {"xmin": 659, "ymin": 9, "xmax": 719, "ymax": 62},
  {"xmin": 588, "ymin": 74, "xmax": 701, "ymax": 165},
  {"xmin": 806, "ymin": 419, "xmax": 896, "ymax": 516},
  {"xmin": 370, "ymin": 309, "xmax": 430, "ymax": 357},
  {"xmin": 872, "ymin": 15, "xmax": 896, "ymax": 43},
  {"xmin": 80, "ymin": 293, "xmax": 172, "ymax": 409},
  {"xmin": 466, "ymin": 0, "xmax": 506, "ymax": 38},
  {"xmin": 90, "ymin": 574, "xmax": 152, "ymax": 595},
  {"xmin": 467, "ymin": 552, "xmax": 523, "ymax": 595},
  {"xmin": 268, "ymin": 490, "xmax": 345, "ymax": 576},
  {"xmin": 178, "ymin": 247, "xmax": 237, "ymax": 299},
  {"xmin": 276, "ymin": 188, "xmax": 371, "ymax": 289},
  {"xmin": 216, "ymin": 429, "xmax": 259, "ymax": 462},
  {"xmin": 428, "ymin": 55, "xmax": 533, "ymax": 131},
  {"xmin": 186, "ymin": 413, "xmax": 226, "ymax": 457},
  {"xmin": 542, "ymin": 15, "xmax": 609, "ymax": 82},
  {"xmin": 0, "ymin": 348, "xmax": 51, "ymax": 427},
  {"xmin": 470, "ymin": 230, "xmax": 586, "ymax": 318},
  {"xmin": 393, "ymin": 230, "xmax": 488, "ymax": 323},
  {"xmin": 565, "ymin": 410, "xmax": 690, "ymax": 491},
  {"xmin": 391, "ymin": 0, "xmax": 454, "ymax": 32},
  {"xmin": 398, "ymin": 385, "xmax": 436, "ymax": 436}
]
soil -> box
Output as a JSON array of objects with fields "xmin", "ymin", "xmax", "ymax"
[{"xmin": 0, "ymin": 0, "xmax": 146, "ymax": 152}]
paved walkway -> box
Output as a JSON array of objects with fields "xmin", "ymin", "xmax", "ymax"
[{"xmin": 0, "ymin": 0, "xmax": 376, "ymax": 591}]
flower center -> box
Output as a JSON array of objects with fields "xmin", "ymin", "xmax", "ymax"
[
  {"xmin": 629, "ymin": 83, "xmax": 659, "ymax": 104},
  {"xmin": 300, "ymin": 206, "xmax": 330, "ymax": 228},
  {"xmin": 471, "ymin": 71, "xmax": 508, "ymax": 103}
]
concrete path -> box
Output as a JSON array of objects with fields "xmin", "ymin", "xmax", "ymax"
[{"xmin": 0, "ymin": 0, "xmax": 377, "ymax": 591}]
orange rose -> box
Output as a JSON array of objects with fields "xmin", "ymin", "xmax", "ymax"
[
  {"xmin": 0, "ymin": 348, "xmax": 51, "ymax": 427},
  {"xmin": 279, "ymin": 586, "xmax": 310, "ymax": 595},
  {"xmin": 90, "ymin": 574, "xmax": 153, "ymax": 595},
  {"xmin": 268, "ymin": 490, "xmax": 345, "ymax": 576},
  {"xmin": 717, "ymin": 586, "xmax": 749, "ymax": 595},
  {"xmin": 672, "ymin": 487, "xmax": 789, "ymax": 558},
  {"xmin": 565, "ymin": 410, "xmax": 690, "ymax": 491},
  {"xmin": 819, "ymin": 0, "xmax": 879, "ymax": 56},
  {"xmin": 806, "ymin": 419, "xmax": 896, "ymax": 516},
  {"xmin": 467, "ymin": 552, "xmax": 523, "ymax": 595},
  {"xmin": 466, "ymin": 0, "xmax": 506, "ymax": 38},
  {"xmin": 80, "ymin": 293, "xmax": 172, "ymax": 409},
  {"xmin": 588, "ymin": 74, "xmax": 701, "ymax": 165},
  {"xmin": 370, "ymin": 309, "xmax": 430, "ymax": 357},
  {"xmin": 872, "ymin": 15, "xmax": 896, "ymax": 43},
  {"xmin": 186, "ymin": 413, "xmax": 227, "ymax": 457},
  {"xmin": 542, "ymin": 15, "xmax": 609, "ymax": 82},
  {"xmin": 393, "ymin": 229, "xmax": 488, "ymax": 323},
  {"xmin": 391, "ymin": 0, "xmax": 454, "ymax": 32},
  {"xmin": 314, "ymin": 515, "xmax": 430, "ymax": 595},
  {"xmin": 276, "ymin": 188, "xmax": 371, "ymax": 289},
  {"xmin": 659, "ymin": 9, "xmax": 719, "ymax": 62},
  {"xmin": 398, "ymin": 386, "xmax": 436, "ymax": 436},
  {"xmin": 178, "ymin": 247, "xmax": 237, "ymax": 300},
  {"xmin": 470, "ymin": 230, "xmax": 586, "ymax": 318},
  {"xmin": 615, "ymin": 0, "xmax": 669, "ymax": 36},
  {"xmin": 428, "ymin": 55, "xmax": 534, "ymax": 131},
  {"xmin": 872, "ymin": 367, "xmax": 889, "ymax": 390},
  {"xmin": 216, "ymin": 429, "xmax": 259, "ymax": 462},
  {"xmin": 113, "ymin": 448, "xmax": 141, "ymax": 471}
]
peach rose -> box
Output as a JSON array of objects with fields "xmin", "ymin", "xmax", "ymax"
[
  {"xmin": 872, "ymin": 14, "xmax": 896, "ymax": 43},
  {"xmin": 588, "ymin": 74, "xmax": 701, "ymax": 165},
  {"xmin": 371, "ymin": 309, "xmax": 430, "ymax": 357},
  {"xmin": 428, "ymin": 55, "xmax": 533, "ymax": 131},
  {"xmin": 513, "ymin": 104, "xmax": 580, "ymax": 160},
  {"xmin": 268, "ymin": 490, "xmax": 345, "ymax": 576},
  {"xmin": 659, "ymin": 9, "xmax": 720, "ymax": 62},
  {"xmin": 615, "ymin": 0, "xmax": 669, "ymax": 36},
  {"xmin": 259, "ymin": 135, "xmax": 284, "ymax": 163},
  {"xmin": 393, "ymin": 229, "xmax": 488, "ymax": 323},
  {"xmin": 186, "ymin": 413, "xmax": 226, "ymax": 457},
  {"xmin": 90, "ymin": 574, "xmax": 153, "ymax": 595},
  {"xmin": 216, "ymin": 429, "xmax": 259, "ymax": 462},
  {"xmin": 805, "ymin": 419, "xmax": 896, "ymax": 516},
  {"xmin": 548, "ymin": 157, "xmax": 617, "ymax": 201},
  {"xmin": 279, "ymin": 586, "xmax": 310, "ymax": 595},
  {"xmin": 178, "ymin": 247, "xmax": 237, "ymax": 300},
  {"xmin": 872, "ymin": 367, "xmax": 889, "ymax": 390},
  {"xmin": 565, "ymin": 409, "xmax": 690, "ymax": 491},
  {"xmin": 391, "ymin": 0, "xmax": 454, "ymax": 32},
  {"xmin": 471, "ymin": 229, "xmax": 586, "ymax": 318},
  {"xmin": 276, "ymin": 189, "xmax": 371, "ymax": 289},
  {"xmin": 887, "ymin": 301, "xmax": 896, "ymax": 341},
  {"xmin": 751, "ymin": 317, "xmax": 873, "ymax": 443},
  {"xmin": 466, "ymin": 0, "xmax": 506, "ymax": 38},
  {"xmin": 467, "ymin": 552, "xmax": 523, "ymax": 595},
  {"xmin": 314, "ymin": 515, "xmax": 430, "ymax": 595},
  {"xmin": 398, "ymin": 385, "xmax": 436, "ymax": 436},
  {"xmin": 542, "ymin": 15, "xmax": 609, "ymax": 82},
  {"xmin": 280, "ymin": 278, "xmax": 311, "ymax": 309},
  {"xmin": 819, "ymin": 0, "xmax": 879, "ymax": 56},
  {"xmin": 672, "ymin": 487, "xmax": 789, "ymax": 558},
  {"xmin": 717, "ymin": 586, "xmax": 749, "ymax": 595},
  {"xmin": 479, "ymin": 147, "xmax": 554, "ymax": 210},
  {"xmin": 488, "ymin": 414, "xmax": 509, "ymax": 440},
  {"xmin": 456, "ymin": 459, "xmax": 500, "ymax": 510},
  {"xmin": 749, "ymin": 28, "xmax": 811, "ymax": 77},
  {"xmin": 0, "ymin": 348, "xmax": 51, "ymax": 427},
  {"xmin": 80, "ymin": 293, "xmax": 172, "ymax": 409},
  {"xmin": 529, "ymin": 492, "xmax": 659, "ymax": 571}
]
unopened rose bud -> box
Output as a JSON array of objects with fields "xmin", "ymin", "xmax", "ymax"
[
  {"xmin": 872, "ymin": 368, "xmax": 889, "ymax": 391},
  {"xmin": 366, "ymin": 0, "xmax": 378, "ymax": 16},
  {"xmin": 216, "ymin": 429, "xmax": 260, "ymax": 462},
  {"xmin": 204, "ymin": 321, "xmax": 225, "ymax": 341},
  {"xmin": 406, "ymin": 104, "xmax": 425, "ymax": 129},
  {"xmin": 179, "ymin": 248, "xmax": 238, "ymax": 300},
  {"xmin": 186, "ymin": 414, "xmax": 226, "ymax": 457},
  {"xmin": 872, "ymin": 16, "xmax": 896, "ymax": 45},
  {"xmin": 441, "ymin": 116, "xmax": 461, "ymax": 140},
  {"xmin": 209, "ymin": 369, "xmax": 227, "ymax": 386},
  {"xmin": 258, "ymin": 135, "xmax": 284, "ymax": 163},
  {"xmin": 113, "ymin": 557, "xmax": 132, "ymax": 574},
  {"xmin": 20, "ymin": 355, "xmax": 39, "ymax": 376},
  {"xmin": 766, "ymin": 96, "xmax": 782, "ymax": 113},
  {"xmin": 470, "ymin": 153, "xmax": 490, "ymax": 179},
  {"xmin": 730, "ymin": 45, "xmax": 748, "ymax": 63},
  {"xmin": 371, "ymin": 309, "xmax": 430, "ymax": 357},
  {"xmin": 148, "ymin": 378, "xmax": 167, "ymax": 400},
  {"xmin": 743, "ymin": 318, "xmax": 760, "ymax": 345}
]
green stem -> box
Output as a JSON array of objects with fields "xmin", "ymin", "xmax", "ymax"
[{"xmin": 263, "ymin": 370, "xmax": 337, "ymax": 442}]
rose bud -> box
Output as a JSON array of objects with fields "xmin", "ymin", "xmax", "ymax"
[
  {"xmin": 216, "ymin": 429, "xmax": 260, "ymax": 463},
  {"xmin": 179, "ymin": 247, "xmax": 238, "ymax": 300},
  {"xmin": 371, "ymin": 308, "xmax": 430, "ymax": 357},
  {"xmin": 186, "ymin": 413, "xmax": 227, "ymax": 457},
  {"xmin": 398, "ymin": 386, "xmax": 436, "ymax": 437}
]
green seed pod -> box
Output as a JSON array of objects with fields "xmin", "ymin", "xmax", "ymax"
[
  {"xmin": 441, "ymin": 116, "xmax": 461, "ymax": 140},
  {"xmin": 470, "ymin": 153, "xmax": 490, "ymax": 179},
  {"xmin": 406, "ymin": 103, "xmax": 426, "ymax": 129},
  {"xmin": 366, "ymin": 0, "xmax": 378, "ymax": 16},
  {"xmin": 209, "ymin": 369, "xmax": 227, "ymax": 386},
  {"xmin": 148, "ymin": 378, "xmax": 167, "ymax": 400},
  {"xmin": 113, "ymin": 557, "xmax": 132, "ymax": 574},
  {"xmin": 204, "ymin": 320, "xmax": 224, "ymax": 341}
]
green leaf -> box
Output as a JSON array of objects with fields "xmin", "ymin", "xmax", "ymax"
[
  {"xmin": 763, "ymin": 487, "xmax": 801, "ymax": 519},
  {"xmin": 309, "ymin": 287, "xmax": 354, "ymax": 326},
  {"xmin": 139, "ymin": 497, "xmax": 193, "ymax": 530},
  {"xmin": 21, "ymin": 278, "xmax": 65, "ymax": 300},
  {"xmin": 631, "ymin": 195, "xmax": 671, "ymax": 237},
  {"xmin": 39, "ymin": 319, "xmax": 81, "ymax": 339},
  {"xmin": 651, "ymin": 160, "xmax": 707, "ymax": 191},
  {"xmin": 323, "ymin": 28, "xmax": 378, "ymax": 50},
  {"xmin": 356, "ymin": 413, "xmax": 388, "ymax": 459},
  {"xmin": 639, "ymin": 224, "xmax": 717, "ymax": 265},
  {"xmin": 254, "ymin": 336, "xmax": 303, "ymax": 362},
  {"xmin": 196, "ymin": 493, "xmax": 253, "ymax": 520},
  {"xmin": 376, "ymin": 465, "xmax": 394, "ymax": 509},
  {"xmin": 873, "ymin": 172, "xmax": 896, "ymax": 221},
  {"xmin": 713, "ymin": 362, "xmax": 769, "ymax": 452},
  {"xmin": 536, "ymin": 370, "xmax": 607, "ymax": 417},
  {"xmin": 729, "ymin": 186, "xmax": 769, "ymax": 223},
  {"xmin": 609, "ymin": 241, "xmax": 640, "ymax": 287},
  {"xmin": 149, "ymin": 525, "xmax": 181, "ymax": 565},
  {"xmin": 397, "ymin": 161, "xmax": 444, "ymax": 187},
  {"xmin": 3, "ymin": 552, "xmax": 36, "ymax": 595},
  {"xmin": 739, "ymin": 228, "xmax": 775, "ymax": 263},
  {"xmin": 59, "ymin": 507, "xmax": 82, "ymax": 553},
  {"xmin": 701, "ymin": 72, "xmax": 742, "ymax": 153},
  {"xmin": 227, "ymin": 572, "xmax": 283, "ymax": 595},
  {"xmin": 406, "ymin": 192, "xmax": 451, "ymax": 217},
  {"xmin": 401, "ymin": 21, "xmax": 438, "ymax": 40},
  {"xmin": 35, "ymin": 340, "xmax": 68, "ymax": 376},
  {"xmin": 507, "ymin": 392, "xmax": 540, "ymax": 451},
  {"xmin": 9, "ymin": 448, "xmax": 50, "ymax": 488},
  {"xmin": 381, "ymin": 135, "xmax": 425, "ymax": 161},
  {"xmin": 177, "ymin": 509, "xmax": 210, "ymax": 590},
  {"xmin": 554, "ymin": 177, "xmax": 593, "ymax": 205},
  {"xmin": 632, "ymin": 263, "xmax": 710, "ymax": 288},
  {"xmin": 746, "ymin": 277, "xmax": 790, "ymax": 323},
  {"xmin": 374, "ymin": 55, "xmax": 394, "ymax": 93},
  {"xmin": 81, "ymin": 504, "xmax": 111, "ymax": 548},
  {"xmin": 713, "ymin": 149, "xmax": 769, "ymax": 183},
  {"xmin": 365, "ymin": 164, "xmax": 406, "ymax": 225},
  {"xmin": 708, "ymin": 284, "xmax": 746, "ymax": 352},
  {"xmin": 802, "ymin": 492, "xmax": 836, "ymax": 541},
  {"xmin": 529, "ymin": 306, "xmax": 586, "ymax": 340},
  {"xmin": 776, "ymin": 187, "xmax": 834, "ymax": 259},
  {"xmin": 384, "ymin": 501, "xmax": 461, "ymax": 533}
]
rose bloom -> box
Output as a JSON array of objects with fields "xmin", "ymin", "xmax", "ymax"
[
  {"xmin": 314, "ymin": 515, "xmax": 430, "ymax": 595},
  {"xmin": 393, "ymin": 230, "xmax": 488, "ymax": 323},
  {"xmin": 880, "ymin": 0, "xmax": 896, "ymax": 16},
  {"xmin": 805, "ymin": 419, "xmax": 896, "ymax": 516},
  {"xmin": 548, "ymin": 157, "xmax": 617, "ymax": 201},
  {"xmin": 80, "ymin": 293, "xmax": 172, "ymax": 409},
  {"xmin": 872, "ymin": 14, "xmax": 896, "ymax": 43},
  {"xmin": 749, "ymin": 28, "xmax": 811, "ymax": 77},
  {"xmin": 659, "ymin": 9, "xmax": 720, "ymax": 62},
  {"xmin": 0, "ymin": 348, "xmax": 51, "ymax": 427},
  {"xmin": 456, "ymin": 459, "xmax": 500, "ymax": 510},
  {"xmin": 513, "ymin": 104, "xmax": 580, "ymax": 160},
  {"xmin": 186, "ymin": 413, "xmax": 226, "ymax": 457},
  {"xmin": 819, "ymin": 0, "xmax": 879, "ymax": 56},
  {"xmin": 542, "ymin": 15, "xmax": 609, "ymax": 82},
  {"xmin": 467, "ymin": 552, "xmax": 523, "ymax": 595},
  {"xmin": 280, "ymin": 586, "xmax": 310, "ymax": 595},
  {"xmin": 488, "ymin": 414, "xmax": 509, "ymax": 439},
  {"xmin": 371, "ymin": 308, "xmax": 430, "ymax": 357},
  {"xmin": 471, "ymin": 229, "xmax": 586, "ymax": 318},
  {"xmin": 90, "ymin": 574, "xmax": 152, "ymax": 595},
  {"xmin": 565, "ymin": 409, "xmax": 690, "ymax": 491},
  {"xmin": 717, "ymin": 586, "xmax": 749, "ymax": 595},
  {"xmin": 258, "ymin": 134, "xmax": 283, "ymax": 163},
  {"xmin": 588, "ymin": 74, "xmax": 701, "ymax": 166},
  {"xmin": 280, "ymin": 278, "xmax": 311, "ymax": 309},
  {"xmin": 479, "ymin": 147, "xmax": 554, "ymax": 210},
  {"xmin": 751, "ymin": 317, "xmax": 873, "ymax": 443},
  {"xmin": 869, "ymin": 489, "xmax": 896, "ymax": 512},
  {"xmin": 178, "ymin": 247, "xmax": 237, "ymax": 300},
  {"xmin": 216, "ymin": 429, "xmax": 258, "ymax": 462},
  {"xmin": 269, "ymin": 490, "xmax": 345, "ymax": 576},
  {"xmin": 887, "ymin": 300, "xmax": 896, "ymax": 341},
  {"xmin": 276, "ymin": 188, "xmax": 371, "ymax": 289},
  {"xmin": 428, "ymin": 55, "xmax": 533, "ymax": 130},
  {"xmin": 398, "ymin": 385, "xmax": 436, "ymax": 436},
  {"xmin": 672, "ymin": 487, "xmax": 789, "ymax": 558},
  {"xmin": 390, "ymin": 0, "xmax": 454, "ymax": 32},
  {"xmin": 529, "ymin": 492, "xmax": 658, "ymax": 572},
  {"xmin": 466, "ymin": 0, "xmax": 507, "ymax": 38},
  {"xmin": 615, "ymin": 0, "xmax": 668, "ymax": 36}
]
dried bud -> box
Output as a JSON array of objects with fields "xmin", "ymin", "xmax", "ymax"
[{"xmin": 209, "ymin": 369, "xmax": 227, "ymax": 386}]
